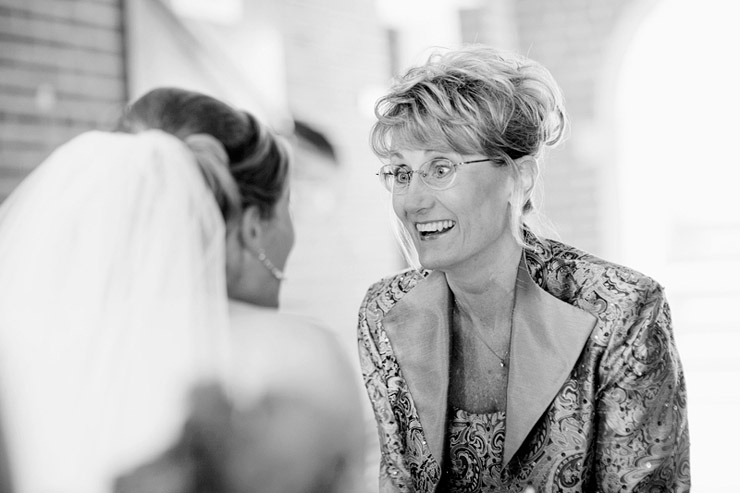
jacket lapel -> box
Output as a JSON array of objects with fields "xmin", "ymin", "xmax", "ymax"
[
  {"xmin": 382, "ymin": 270, "xmax": 451, "ymax": 467},
  {"xmin": 381, "ymin": 254, "xmax": 598, "ymax": 470},
  {"xmin": 503, "ymin": 257, "xmax": 597, "ymax": 465}
]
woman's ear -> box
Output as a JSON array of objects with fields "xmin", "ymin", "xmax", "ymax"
[
  {"xmin": 515, "ymin": 155, "xmax": 538, "ymax": 200},
  {"xmin": 238, "ymin": 205, "xmax": 264, "ymax": 252}
]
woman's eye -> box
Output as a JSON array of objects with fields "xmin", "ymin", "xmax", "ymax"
[
  {"xmin": 395, "ymin": 170, "xmax": 411, "ymax": 184},
  {"xmin": 431, "ymin": 162, "xmax": 453, "ymax": 178}
]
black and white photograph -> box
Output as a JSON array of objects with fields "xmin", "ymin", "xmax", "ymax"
[{"xmin": 0, "ymin": 0, "xmax": 737, "ymax": 491}]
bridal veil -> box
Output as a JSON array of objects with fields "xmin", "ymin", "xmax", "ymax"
[{"xmin": 0, "ymin": 130, "xmax": 232, "ymax": 492}]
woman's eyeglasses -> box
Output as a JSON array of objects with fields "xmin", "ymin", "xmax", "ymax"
[{"xmin": 376, "ymin": 158, "xmax": 492, "ymax": 194}]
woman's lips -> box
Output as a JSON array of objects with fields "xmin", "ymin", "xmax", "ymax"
[{"xmin": 415, "ymin": 220, "xmax": 455, "ymax": 239}]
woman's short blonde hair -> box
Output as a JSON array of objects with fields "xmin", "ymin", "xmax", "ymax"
[{"xmin": 371, "ymin": 44, "xmax": 567, "ymax": 250}]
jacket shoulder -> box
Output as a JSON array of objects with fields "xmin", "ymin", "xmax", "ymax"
[
  {"xmin": 360, "ymin": 268, "xmax": 428, "ymax": 318},
  {"xmin": 528, "ymin": 236, "xmax": 664, "ymax": 310},
  {"xmin": 528, "ymin": 236, "xmax": 677, "ymax": 375}
]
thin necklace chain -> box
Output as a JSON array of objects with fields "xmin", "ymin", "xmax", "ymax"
[{"xmin": 453, "ymin": 287, "xmax": 517, "ymax": 368}]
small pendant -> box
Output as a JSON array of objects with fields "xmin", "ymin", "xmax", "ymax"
[{"xmin": 500, "ymin": 361, "xmax": 506, "ymax": 368}]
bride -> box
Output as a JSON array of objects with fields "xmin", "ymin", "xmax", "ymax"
[{"xmin": 0, "ymin": 88, "xmax": 365, "ymax": 492}]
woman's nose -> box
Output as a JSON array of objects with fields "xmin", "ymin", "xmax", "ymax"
[{"xmin": 398, "ymin": 173, "xmax": 433, "ymax": 213}]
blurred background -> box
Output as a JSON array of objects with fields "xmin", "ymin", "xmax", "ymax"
[{"xmin": 0, "ymin": 0, "xmax": 738, "ymax": 490}]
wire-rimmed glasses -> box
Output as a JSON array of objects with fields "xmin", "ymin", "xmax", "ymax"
[{"xmin": 376, "ymin": 158, "xmax": 492, "ymax": 194}]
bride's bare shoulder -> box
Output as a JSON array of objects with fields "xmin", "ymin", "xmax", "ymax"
[
  {"xmin": 227, "ymin": 302, "xmax": 357, "ymax": 401},
  {"xmin": 229, "ymin": 302, "xmax": 339, "ymax": 352}
]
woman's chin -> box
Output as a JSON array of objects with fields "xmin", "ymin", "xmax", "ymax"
[{"xmin": 417, "ymin": 255, "xmax": 450, "ymax": 272}]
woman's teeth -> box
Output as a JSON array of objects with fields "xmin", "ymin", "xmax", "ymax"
[{"xmin": 416, "ymin": 220, "xmax": 455, "ymax": 236}]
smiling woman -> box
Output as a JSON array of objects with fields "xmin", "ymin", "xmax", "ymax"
[{"xmin": 357, "ymin": 44, "xmax": 690, "ymax": 492}]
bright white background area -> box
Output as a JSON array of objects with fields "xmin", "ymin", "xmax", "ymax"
[{"xmin": 615, "ymin": 0, "xmax": 740, "ymax": 489}]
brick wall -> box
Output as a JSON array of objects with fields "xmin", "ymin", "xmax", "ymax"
[{"xmin": 0, "ymin": 0, "xmax": 127, "ymax": 199}]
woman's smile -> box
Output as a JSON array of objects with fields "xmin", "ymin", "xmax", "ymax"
[{"xmin": 415, "ymin": 220, "xmax": 456, "ymax": 239}]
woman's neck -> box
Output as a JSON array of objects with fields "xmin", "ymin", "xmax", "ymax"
[{"xmin": 445, "ymin": 240, "xmax": 522, "ymax": 322}]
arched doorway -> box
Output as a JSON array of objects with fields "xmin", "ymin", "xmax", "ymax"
[{"xmin": 611, "ymin": 0, "xmax": 740, "ymax": 489}]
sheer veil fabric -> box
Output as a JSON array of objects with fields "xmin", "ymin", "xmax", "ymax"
[{"xmin": 0, "ymin": 130, "xmax": 232, "ymax": 492}]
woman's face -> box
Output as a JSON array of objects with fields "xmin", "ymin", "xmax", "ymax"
[{"xmin": 391, "ymin": 148, "xmax": 515, "ymax": 273}]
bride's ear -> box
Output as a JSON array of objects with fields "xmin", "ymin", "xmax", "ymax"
[{"xmin": 238, "ymin": 205, "xmax": 264, "ymax": 252}]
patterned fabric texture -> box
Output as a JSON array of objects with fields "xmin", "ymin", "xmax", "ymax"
[
  {"xmin": 357, "ymin": 235, "xmax": 690, "ymax": 492},
  {"xmin": 444, "ymin": 407, "xmax": 507, "ymax": 491}
]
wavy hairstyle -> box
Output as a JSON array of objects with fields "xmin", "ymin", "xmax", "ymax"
[
  {"xmin": 117, "ymin": 87, "xmax": 290, "ymax": 227},
  {"xmin": 371, "ymin": 44, "xmax": 567, "ymax": 251}
]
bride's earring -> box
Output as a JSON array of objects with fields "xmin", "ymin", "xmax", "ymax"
[{"xmin": 256, "ymin": 248, "xmax": 286, "ymax": 281}]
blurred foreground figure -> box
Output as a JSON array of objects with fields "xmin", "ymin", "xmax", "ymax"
[
  {"xmin": 358, "ymin": 45, "xmax": 690, "ymax": 492},
  {"xmin": 0, "ymin": 88, "xmax": 364, "ymax": 493}
]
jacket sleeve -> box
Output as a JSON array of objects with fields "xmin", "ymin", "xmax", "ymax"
[
  {"xmin": 594, "ymin": 282, "xmax": 690, "ymax": 492},
  {"xmin": 357, "ymin": 286, "xmax": 409, "ymax": 493}
]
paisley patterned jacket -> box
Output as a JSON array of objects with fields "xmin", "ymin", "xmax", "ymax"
[{"xmin": 357, "ymin": 236, "xmax": 690, "ymax": 492}]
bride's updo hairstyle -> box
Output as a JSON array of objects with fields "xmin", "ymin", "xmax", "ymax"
[
  {"xmin": 370, "ymin": 44, "xmax": 567, "ymax": 248},
  {"xmin": 118, "ymin": 87, "xmax": 290, "ymax": 228}
]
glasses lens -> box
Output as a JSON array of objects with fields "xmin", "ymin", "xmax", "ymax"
[
  {"xmin": 421, "ymin": 159, "xmax": 456, "ymax": 190},
  {"xmin": 378, "ymin": 165, "xmax": 411, "ymax": 193}
]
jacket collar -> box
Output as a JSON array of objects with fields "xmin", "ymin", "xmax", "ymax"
[
  {"xmin": 381, "ymin": 252, "xmax": 597, "ymax": 468},
  {"xmin": 382, "ymin": 269, "xmax": 452, "ymax": 466}
]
